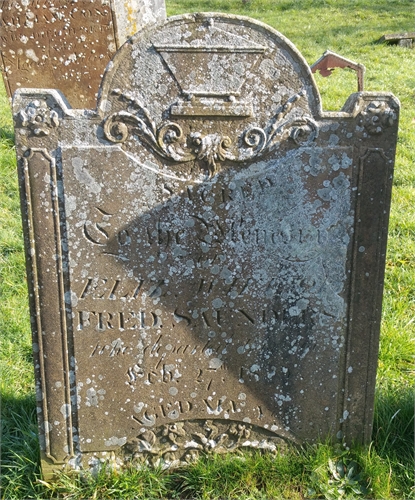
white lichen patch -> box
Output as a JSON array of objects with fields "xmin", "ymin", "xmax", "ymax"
[{"xmin": 104, "ymin": 436, "xmax": 127, "ymax": 447}]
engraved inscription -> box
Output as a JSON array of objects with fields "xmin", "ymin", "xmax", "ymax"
[
  {"xmin": 1, "ymin": 0, "xmax": 117, "ymax": 108},
  {"xmin": 65, "ymin": 142, "xmax": 353, "ymax": 447},
  {"xmin": 75, "ymin": 161, "xmax": 341, "ymax": 265}
]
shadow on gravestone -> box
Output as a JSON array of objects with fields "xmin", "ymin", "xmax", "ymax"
[
  {"xmin": 12, "ymin": 13, "xmax": 399, "ymax": 479},
  {"xmin": 0, "ymin": 0, "xmax": 166, "ymax": 109}
]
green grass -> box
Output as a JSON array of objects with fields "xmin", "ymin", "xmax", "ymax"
[{"xmin": 1, "ymin": 0, "xmax": 414, "ymax": 498}]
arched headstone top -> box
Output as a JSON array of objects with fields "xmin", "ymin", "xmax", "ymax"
[{"xmin": 98, "ymin": 13, "xmax": 322, "ymax": 177}]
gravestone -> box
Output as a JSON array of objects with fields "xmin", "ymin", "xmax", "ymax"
[
  {"xmin": 0, "ymin": 0, "xmax": 166, "ymax": 109},
  {"xmin": 378, "ymin": 32, "xmax": 415, "ymax": 48},
  {"xmin": 12, "ymin": 13, "xmax": 399, "ymax": 478}
]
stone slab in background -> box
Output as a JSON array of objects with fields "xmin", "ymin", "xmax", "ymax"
[
  {"xmin": 378, "ymin": 32, "xmax": 415, "ymax": 48},
  {"xmin": 0, "ymin": 0, "xmax": 166, "ymax": 109},
  {"xmin": 12, "ymin": 13, "xmax": 399, "ymax": 478}
]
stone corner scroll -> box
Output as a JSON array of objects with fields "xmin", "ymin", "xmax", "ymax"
[{"xmin": 12, "ymin": 13, "xmax": 399, "ymax": 480}]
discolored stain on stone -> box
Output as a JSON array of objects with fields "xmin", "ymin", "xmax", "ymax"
[{"xmin": 12, "ymin": 13, "xmax": 399, "ymax": 479}]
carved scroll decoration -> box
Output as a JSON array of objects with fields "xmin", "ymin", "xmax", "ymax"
[
  {"xmin": 103, "ymin": 89, "xmax": 318, "ymax": 177},
  {"xmin": 122, "ymin": 419, "xmax": 287, "ymax": 466}
]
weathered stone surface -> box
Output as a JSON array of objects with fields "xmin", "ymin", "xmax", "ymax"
[
  {"xmin": 378, "ymin": 32, "xmax": 415, "ymax": 48},
  {"xmin": 12, "ymin": 13, "xmax": 399, "ymax": 478},
  {"xmin": 111, "ymin": 0, "xmax": 166, "ymax": 41},
  {"xmin": 0, "ymin": 0, "xmax": 166, "ymax": 109}
]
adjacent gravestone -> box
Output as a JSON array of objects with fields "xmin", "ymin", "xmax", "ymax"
[
  {"xmin": 12, "ymin": 13, "xmax": 399, "ymax": 478},
  {"xmin": 0, "ymin": 0, "xmax": 166, "ymax": 109}
]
